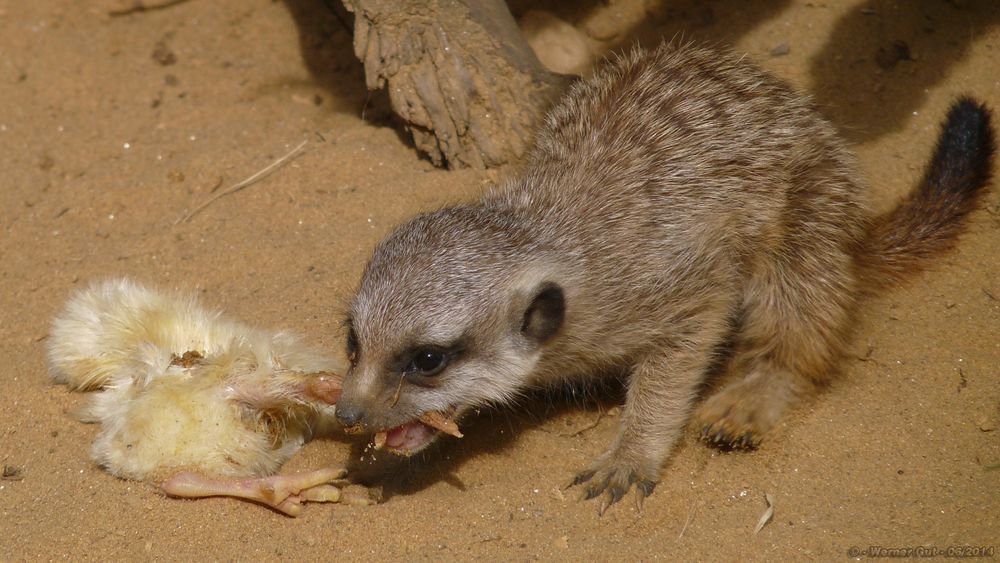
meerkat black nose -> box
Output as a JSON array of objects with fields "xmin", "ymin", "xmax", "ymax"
[{"xmin": 335, "ymin": 401, "xmax": 365, "ymax": 427}]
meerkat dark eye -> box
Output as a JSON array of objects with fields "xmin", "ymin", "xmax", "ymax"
[
  {"xmin": 345, "ymin": 324, "xmax": 359, "ymax": 363},
  {"xmin": 405, "ymin": 349, "xmax": 448, "ymax": 376}
]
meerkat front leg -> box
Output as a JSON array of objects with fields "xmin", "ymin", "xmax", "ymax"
[{"xmin": 570, "ymin": 312, "xmax": 730, "ymax": 513}]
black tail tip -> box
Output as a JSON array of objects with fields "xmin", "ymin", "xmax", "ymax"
[
  {"xmin": 926, "ymin": 97, "xmax": 996, "ymax": 195},
  {"xmin": 945, "ymin": 97, "xmax": 993, "ymax": 146}
]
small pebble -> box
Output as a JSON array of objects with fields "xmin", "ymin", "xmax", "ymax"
[
  {"xmin": 770, "ymin": 43, "xmax": 790, "ymax": 57},
  {"xmin": 977, "ymin": 413, "xmax": 997, "ymax": 432},
  {"xmin": 875, "ymin": 40, "xmax": 912, "ymax": 70},
  {"xmin": 152, "ymin": 40, "xmax": 177, "ymax": 66}
]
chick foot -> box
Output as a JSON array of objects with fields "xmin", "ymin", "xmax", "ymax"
[{"xmin": 161, "ymin": 467, "xmax": 369, "ymax": 516}]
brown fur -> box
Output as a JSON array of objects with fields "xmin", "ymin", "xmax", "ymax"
[{"xmin": 337, "ymin": 43, "xmax": 995, "ymax": 511}]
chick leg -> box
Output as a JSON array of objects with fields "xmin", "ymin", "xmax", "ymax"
[{"xmin": 161, "ymin": 467, "xmax": 351, "ymax": 516}]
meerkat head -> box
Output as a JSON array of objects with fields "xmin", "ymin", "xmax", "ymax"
[{"xmin": 336, "ymin": 204, "xmax": 566, "ymax": 454}]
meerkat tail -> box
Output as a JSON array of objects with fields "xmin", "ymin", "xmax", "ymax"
[{"xmin": 858, "ymin": 98, "xmax": 996, "ymax": 291}]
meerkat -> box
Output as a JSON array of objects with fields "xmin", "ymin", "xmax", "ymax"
[{"xmin": 335, "ymin": 42, "xmax": 995, "ymax": 512}]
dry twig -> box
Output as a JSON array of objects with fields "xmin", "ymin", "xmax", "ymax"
[
  {"xmin": 753, "ymin": 492, "xmax": 775, "ymax": 534},
  {"xmin": 677, "ymin": 503, "xmax": 697, "ymax": 539},
  {"xmin": 109, "ymin": 0, "xmax": 193, "ymax": 17},
  {"xmin": 560, "ymin": 410, "xmax": 606, "ymax": 437},
  {"xmin": 176, "ymin": 140, "xmax": 308, "ymax": 224}
]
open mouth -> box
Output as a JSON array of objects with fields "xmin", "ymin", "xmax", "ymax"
[{"xmin": 372, "ymin": 411, "xmax": 463, "ymax": 455}]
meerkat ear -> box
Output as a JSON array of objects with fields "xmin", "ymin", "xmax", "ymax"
[{"xmin": 521, "ymin": 282, "xmax": 565, "ymax": 344}]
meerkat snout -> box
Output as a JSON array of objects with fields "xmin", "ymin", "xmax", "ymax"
[{"xmin": 334, "ymin": 399, "xmax": 364, "ymax": 428}]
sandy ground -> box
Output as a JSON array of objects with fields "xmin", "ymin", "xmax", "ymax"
[{"xmin": 2, "ymin": 0, "xmax": 999, "ymax": 560}]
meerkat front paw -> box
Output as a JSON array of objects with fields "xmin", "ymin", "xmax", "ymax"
[{"xmin": 567, "ymin": 452, "xmax": 658, "ymax": 515}]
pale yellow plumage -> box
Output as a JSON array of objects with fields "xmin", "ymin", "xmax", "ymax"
[{"xmin": 48, "ymin": 279, "xmax": 344, "ymax": 484}]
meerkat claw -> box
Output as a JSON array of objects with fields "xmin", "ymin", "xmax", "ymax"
[
  {"xmin": 607, "ymin": 484, "xmax": 626, "ymax": 506},
  {"xmin": 598, "ymin": 496, "xmax": 612, "ymax": 517},
  {"xmin": 636, "ymin": 479, "xmax": 656, "ymax": 498},
  {"xmin": 583, "ymin": 483, "xmax": 605, "ymax": 501},
  {"xmin": 700, "ymin": 422, "xmax": 760, "ymax": 450},
  {"xmin": 635, "ymin": 479, "xmax": 656, "ymax": 513},
  {"xmin": 567, "ymin": 470, "xmax": 595, "ymax": 490}
]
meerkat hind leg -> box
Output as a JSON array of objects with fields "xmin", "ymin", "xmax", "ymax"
[
  {"xmin": 695, "ymin": 261, "xmax": 854, "ymax": 448},
  {"xmin": 697, "ymin": 361, "xmax": 811, "ymax": 449}
]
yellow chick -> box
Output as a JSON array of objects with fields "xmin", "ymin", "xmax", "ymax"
[{"xmin": 47, "ymin": 278, "xmax": 362, "ymax": 515}]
